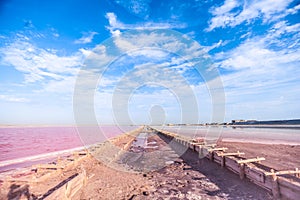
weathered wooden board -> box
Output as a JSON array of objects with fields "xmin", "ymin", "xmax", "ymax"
[
  {"xmin": 277, "ymin": 177, "xmax": 300, "ymax": 200},
  {"xmin": 66, "ymin": 170, "xmax": 86, "ymax": 199},
  {"xmin": 223, "ymin": 157, "xmax": 240, "ymax": 174},
  {"xmin": 45, "ymin": 170, "xmax": 86, "ymax": 200},
  {"xmin": 237, "ymin": 157, "xmax": 265, "ymax": 164},
  {"xmin": 208, "ymin": 147, "xmax": 228, "ymax": 152},
  {"xmin": 278, "ymin": 177, "xmax": 300, "ymax": 193},
  {"xmin": 213, "ymin": 153, "xmax": 222, "ymax": 165},
  {"xmin": 244, "ymin": 165, "xmax": 265, "ymax": 183},
  {"xmin": 33, "ymin": 164, "xmax": 64, "ymax": 170},
  {"xmin": 217, "ymin": 152, "xmax": 245, "ymax": 156},
  {"xmin": 265, "ymin": 169, "xmax": 300, "ymax": 176}
]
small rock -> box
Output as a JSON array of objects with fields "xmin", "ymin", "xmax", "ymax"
[
  {"xmin": 165, "ymin": 161, "xmax": 174, "ymax": 165},
  {"xmin": 159, "ymin": 189, "xmax": 170, "ymax": 194}
]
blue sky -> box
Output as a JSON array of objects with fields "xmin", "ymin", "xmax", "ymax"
[{"xmin": 0, "ymin": 0, "xmax": 299, "ymax": 125}]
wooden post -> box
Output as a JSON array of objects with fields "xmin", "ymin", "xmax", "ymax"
[
  {"xmin": 199, "ymin": 146, "xmax": 204, "ymax": 158},
  {"xmin": 239, "ymin": 163, "xmax": 245, "ymax": 180},
  {"xmin": 221, "ymin": 156, "xmax": 225, "ymax": 168},
  {"xmin": 209, "ymin": 152, "xmax": 214, "ymax": 161},
  {"xmin": 73, "ymin": 152, "xmax": 79, "ymax": 165},
  {"xmin": 296, "ymin": 168, "xmax": 300, "ymax": 178},
  {"xmin": 185, "ymin": 141, "xmax": 188, "ymax": 147},
  {"xmin": 57, "ymin": 156, "xmax": 62, "ymax": 165},
  {"xmin": 270, "ymin": 169, "xmax": 280, "ymax": 199}
]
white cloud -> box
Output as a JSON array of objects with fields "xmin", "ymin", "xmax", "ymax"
[
  {"xmin": 42, "ymin": 75, "xmax": 76, "ymax": 94},
  {"xmin": 74, "ymin": 31, "xmax": 98, "ymax": 44},
  {"xmin": 204, "ymin": 40, "xmax": 229, "ymax": 52},
  {"xmin": 110, "ymin": 30, "xmax": 208, "ymax": 64},
  {"xmin": 215, "ymin": 18, "xmax": 300, "ymax": 72},
  {"xmin": 269, "ymin": 21, "xmax": 300, "ymax": 38},
  {"xmin": 211, "ymin": 0, "xmax": 240, "ymax": 16},
  {"xmin": 207, "ymin": 0, "xmax": 294, "ymax": 31},
  {"xmin": 0, "ymin": 95, "xmax": 29, "ymax": 103},
  {"xmin": 105, "ymin": 12, "xmax": 186, "ymax": 36},
  {"xmin": 112, "ymin": 0, "xmax": 151, "ymax": 19},
  {"xmin": 49, "ymin": 27, "xmax": 60, "ymax": 38},
  {"xmin": 211, "ymin": 23, "xmax": 300, "ymax": 121},
  {"xmin": 286, "ymin": 3, "xmax": 300, "ymax": 14},
  {"xmin": 53, "ymin": 33, "xmax": 60, "ymax": 38},
  {"xmin": 217, "ymin": 39, "xmax": 300, "ymax": 75},
  {"xmin": 0, "ymin": 37, "xmax": 83, "ymax": 83}
]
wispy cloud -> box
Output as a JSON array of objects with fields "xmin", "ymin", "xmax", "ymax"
[
  {"xmin": 74, "ymin": 31, "xmax": 98, "ymax": 44},
  {"xmin": 210, "ymin": 19, "xmax": 300, "ymax": 120},
  {"xmin": 0, "ymin": 35, "xmax": 83, "ymax": 83},
  {"xmin": 211, "ymin": 0, "xmax": 240, "ymax": 16},
  {"xmin": 0, "ymin": 95, "xmax": 29, "ymax": 103},
  {"xmin": 204, "ymin": 40, "xmax": 229, "ymax": 52},
  {"xmin": 111, "ymin": 0, "xmax": 151, "ymax": 19},
  {"xmin": 206, "ymin": 0, "xmax": 295, "ymax": 31},
  {"xmin": 105, "ymin": 12, "xmax": 187, "ymax": 36}
]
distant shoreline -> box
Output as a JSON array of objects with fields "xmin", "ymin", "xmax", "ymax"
[
  {"xmin": 226, "ymin": 124, "xmax": 300, "ymax": 129},
  {"xmin": 1, "ymin": 124, "xmax": 300, "ymax": 129},
  {"xmin": 0, "ymin": 124, "xmax": 131, "ymax": 128},
  {"xmin": 162, "ymin": 124, "xmax": 300, "ymax": 129}
]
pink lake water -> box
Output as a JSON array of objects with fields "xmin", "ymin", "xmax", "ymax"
[{"xmin": 0, "ymin": 126, "xmax": 136, "ymax": 171}]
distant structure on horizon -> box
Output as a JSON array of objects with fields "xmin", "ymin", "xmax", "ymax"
[
  {"xmin": 230, "ymin": 119, "xmax": 300, "ymax": 125},
  {"xmin": 162, "ymin": 119, "xmax": 300, "ymax": 126}
]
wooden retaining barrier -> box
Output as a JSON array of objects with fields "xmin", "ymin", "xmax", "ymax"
[
  {"xmin": 41, "ymin": 168, "xmax": 87, "ymax": 199},
  {"xmin": 151, "ymin": 127, "xmax": 300, "ymax": 200}
]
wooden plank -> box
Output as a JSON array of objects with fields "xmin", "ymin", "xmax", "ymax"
[
  {"xmin": 213, "ymin": 154, "xmax": 222, "ymax": 165},
  {"xmin": 278, "ymin": 184, "xmax": 300, "ymax": 200},
  {"xmin": 190, "ymin": 142, "xmax": 206, "ymax": 145},
  {"xmin": 66, "ymin": 174, "xmax": 84, "ymax": 198},
  {"xmin": 208, "ymin": 147, "xmax": 228, "ymax": 152},
  {"xmin": 244, "ymin": 165, "xmax": 265, "ymax": 183},
  {"xmin": 45, "ymin": 184, "xmax": 67, "ymax": 199},
  {"xmin": 198, "ymin": 144, "xmax": 217, "ymax": 148},
  {"xmin": 277, "ymin": 176, "xmax": 300, "ymax": 193},
  {"xmin": 277, "ymin": 177, "xmax": 300, "ymax": 199},
  {"xmin": 265, "ymin": 168, "xmax": 300, "ymax": 176},
  {"xmin": 224, "ymin": 157, "xmax": 240, "ymax": 174},
  {"xmin": 218, "ymin": 152, "xmax": 245, "ymax": 156},
  {"xmin": 5, "ymin": 176, "xmax": 38, "ymax": 184},
  {"xmin": 237, "ymin": 157, "xmax": 265, "ymax": 164},
  {"xmin": 45, "ymin": 170, "xmax": 86, "ymax": 200},
  {"xmin": 33, "ymin": 164, "xmax": 64, "ymax": 169}
]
